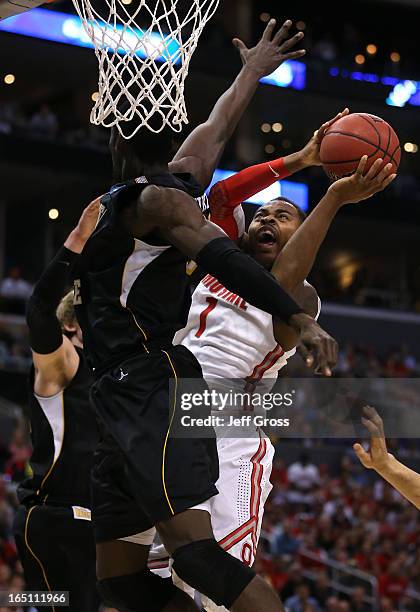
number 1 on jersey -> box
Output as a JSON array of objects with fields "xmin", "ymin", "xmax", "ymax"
[{"xmin": 196, "ymin": 297, "xmax": 218, "ymax": 338}]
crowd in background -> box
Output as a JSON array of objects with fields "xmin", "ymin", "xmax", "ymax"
[
  {"xmin": 1, "ymin": 417, "xmax": 420, "ymax": 611},
  {"xmin": 257, "ymin": 445, "xmax": 420, "ymax": 611}
]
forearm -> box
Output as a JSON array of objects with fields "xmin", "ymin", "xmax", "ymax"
[
  {"xmin": 27, "ymin": 230, "xmax": 85, "ymax": 353},
  {"xmin": 271, "ymin": 191, "xmax": 342, "ymax": 290},
  {"xmin": 144, "ymin": 187, "xmax": 302, "ymax": 324},
  {"xmin": 377, "ymin": 455, "xmax": 420, "ymax": 510},
  {"xmin": 172, "ymin": 66, "xmax": 261, "ymax": 186},
  {"xmin": 195, "ymin": 237, "xmax": 303, "ymax": 323},
  {"xmin": 207, "ymin": 65, "xmax": 260, "ymax": 144}
]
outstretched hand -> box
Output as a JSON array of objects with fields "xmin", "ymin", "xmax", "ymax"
[
  {"xmin": 327, "ymin": 156, "xmax": 397, "ymax": 206},
  {"xmin": 353, "ymin": 406, "xmax": 392, "ymax": 472},
  {"xmin": 233, "ymin": 19, "xmax": 306, "ymax": 79}
]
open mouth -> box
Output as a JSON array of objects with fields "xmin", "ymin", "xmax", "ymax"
[{"xmin": 256, "ymin": 226, "xmax": 277, "ymax": 246}]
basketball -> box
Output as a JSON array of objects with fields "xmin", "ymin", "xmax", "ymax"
[{"xmin": 320, "ymin": 113, "xmax": 401, "ymax": 179}]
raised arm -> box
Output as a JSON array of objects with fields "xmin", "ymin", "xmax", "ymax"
[
  {"xmin": 169, "ymin": 19, "xmax": 305, "ymax": 188},
  {"xmin": 28, "ymin": 199, "xmax": 100, "ymax": 397},
  {"xmin": 129, "ymin": 184, "xmax": 337, "ymax": 374},
  {"xmin": 208, "ymin": 109, "xmax": 350, "ymax": 240},
  {"xmin": 354, "ymin": 406, "xmax": 420, "ymax": 510},
  {"xmin": 272, "ymin": 156, "xmax": 396, "ymax": 292}
]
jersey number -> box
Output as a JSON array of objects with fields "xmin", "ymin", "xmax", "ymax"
[{"xmin": 196, "ymin": 298, "xmax": 218, "ymax": 338}]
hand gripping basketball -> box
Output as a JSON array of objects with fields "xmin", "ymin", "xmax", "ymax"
[{"xmin": 327, "ymin": 156, "xmax": 397, "ymax": 206}]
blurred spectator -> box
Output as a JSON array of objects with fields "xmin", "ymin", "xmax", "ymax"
[
  {"xmin": 287, "ymin": 452, "xmax": 320, "ymax": 505},
  {"xmin": 284, "ymin": 583, "xmax": 321, "ymax": 612},
  {"xmin": 378, "ymin": 560, "xmax": 408, "ymax": 605},
  {"xmin": 280, "ymin": 563, "xmax": 308, "ymax": 601},
  {"xmin": 349, "ymin": 586, "xmax": 370, "ymax": 612},
  {"xmin": 310, "ymin": 571, "xmax": 333, "ymax": 607},
  {"xmin": 273, "ymin": 519, "xmax": 300, "ymax": 556},
  {"xmin": 0, "ymin": 268, "xmax": 32, "ymax": 302},
  {"xmin": 4, "ymin": 425, "xmax": 31, "ymax": 483},
  {"xmin": 29, "ymin": 104, "xmax": 58, "ymax": 139}
]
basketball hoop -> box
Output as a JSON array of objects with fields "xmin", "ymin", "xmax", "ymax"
[{"xmin": 71, "ymin": 0, "xmax": 221, "ymax": 137}]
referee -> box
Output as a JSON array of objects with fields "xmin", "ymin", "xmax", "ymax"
[{"xmin": 13, "ymin": 200, "xmax": 101, "ymax": 612}]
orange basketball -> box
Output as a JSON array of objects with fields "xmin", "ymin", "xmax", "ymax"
[{"xmin": 320, "ymin": 113, "xmax": 401, "ymax": 179}]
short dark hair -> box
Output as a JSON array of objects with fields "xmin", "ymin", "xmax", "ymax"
[{"xmin": 270, "ymin": 196, "xmax": 307, "ymax": 223}]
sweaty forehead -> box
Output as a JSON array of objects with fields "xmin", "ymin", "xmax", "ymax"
[{"xmin": 254, "ymin": 200, "xmax": 298, "ymax": 218}]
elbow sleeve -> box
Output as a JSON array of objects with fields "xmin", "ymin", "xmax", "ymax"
[{"xmin": 27, "ymin": 295, "xmax": 63, "ymax": 354}]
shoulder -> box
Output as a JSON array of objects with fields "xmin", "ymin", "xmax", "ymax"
[
  {"xmin": 33, "ymin": 336, "xmax": 80, "ymax": 397},
  {"xmin": 168, "ymin": 157, "xmax": 204, "ymax": 181}
]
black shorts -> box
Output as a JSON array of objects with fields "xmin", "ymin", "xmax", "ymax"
[
  {"xmin": 91, "ymin": 344, "xmax": 219, "ymax": 543},
  {"xmin": 13, "ymin": 504, "xmax": 99, "ymax": 612}
]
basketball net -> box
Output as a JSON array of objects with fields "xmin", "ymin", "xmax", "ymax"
[{"xmin": 71, "ymin": 0, "xmax": 220, "ymax": 137}]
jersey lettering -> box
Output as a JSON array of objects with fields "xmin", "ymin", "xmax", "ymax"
[
  {"xmin": 201, "ymin": 275, "xmax": 247, "ymax": 311},
  {"xmin": 73, "ymin": 279, "xmax": 82, "ymax": 305}
]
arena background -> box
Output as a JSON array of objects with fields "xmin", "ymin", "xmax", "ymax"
[{"xmin": 0, "ymin": 0, "xmax": 420, "ymax": 610}]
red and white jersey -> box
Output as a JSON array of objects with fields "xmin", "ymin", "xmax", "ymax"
[{"xmin": 174, "ymin": 274, "xmax": 321, "ymax": 387}]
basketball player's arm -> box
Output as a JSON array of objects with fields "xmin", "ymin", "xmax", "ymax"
[
  {"xmin": 354, "ymin": 406, "xmax": 420, "ymax": 510},
  {"xmin": 272, "ymin": 284, "xmax": 319, "ymax": 353},
  {"xmin": 208, "ymin": 109, "xmax": 349, "ymax": 239},
  {"xmin": 28, "ymin": 199, "xmax": 100, "ymax": 396},
  {"xmin": 271, "ymin": 156, "xmax": 397, "ymax": 292},
  {"xmin": 170, "ymin": 19, "xmax": 306, "ymax": 188},
  {"xmin": 133, "ymin": 185, "xmax": 338, "ymax": 374}
]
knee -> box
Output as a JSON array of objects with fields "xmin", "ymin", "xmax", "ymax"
[
  {"xmin": 97, "ymin": 571, "xmax": 177, "ymax": 612},
  {"xmin": 172, "ymin": 539, "xmax": 255, "ymax": 609}
]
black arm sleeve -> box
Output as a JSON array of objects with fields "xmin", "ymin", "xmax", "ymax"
[
  {"xmin": 26, "ymin": 246, "xmax": 79, "ymax": 354},
  {"xmin": 196, "ymin": 237, "xmax": 303, "ymax": 323}
]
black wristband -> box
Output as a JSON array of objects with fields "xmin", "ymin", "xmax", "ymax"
[{"xmin": 196, "ymin": 237, "xmax": 303, "ymax": 323}]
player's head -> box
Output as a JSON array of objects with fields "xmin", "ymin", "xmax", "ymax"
[
  {"xmin": 247, "ymin": 197, "xmax": 307, "ymax": 269},
  {"xmin": 57, "ymin": 291, "xmax": 83, "ymax": 348},
  {"xmin": 110, "ymin": 109, "xmax": 176, "ymax": 182}
]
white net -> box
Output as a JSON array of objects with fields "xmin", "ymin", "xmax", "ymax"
[{"xmin": 71, "ymin": 0, "xmax": 220, "ymax": 137}]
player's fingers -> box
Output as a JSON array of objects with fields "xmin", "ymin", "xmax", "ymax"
[
  {"xmin": 375, "ymin": 163, "xmax": 394, "ymax": 184},
  {"xmin": 327, "ymin": 337, "xmax": 339, "ymax": 369},
  {"xmin": 262, "ymin": 18, "xmax": 278, "ymax": 41},
  {"xmin": 278, "ymin": 31, "xmax": 304, "ymax": 53},
  {"xmin": 312, "ymin": 343, "xmax": 330, "ymax": 376},
  {"xmin": 353, "ymin": 443, "xmax": 371, "ymax": 467},
  {"xmin": 355, "ymin": 155, "xmax": 368, "ymax": 176},
  {"xmin": 364, "ymin": 406, "xmax": 385, "ymax": 435},
  {"xmin": 379, "ymin": 174, "xmax": 397, "ymax": 190},
  {"xmin": 298, "ymin": 343, "xmax": 315, "ymax": 368},
  {"xmin": 280, "ymin": 49, "xmax": 306, "ymax": 61},
  {"xmin": 232, "ymin": 38, "xmax": 247, "ymax": 53},
  {"xmin": 364, "ymin": 157, "xmax": 383, "ymax": 180},
  {"xmin": 272, "ymin": 19, "xmax": 292, "ymax": 44},
  {"xmin": 361, "ymin": 416, "xmax": 381, "ymax": 437},
  {"xmin": 319, "ymin": 109, "xmax": 349, "ymax": 141},
  {"xmin": 326, "ymin": 108, "xmax": 348, "ymax": 128}
]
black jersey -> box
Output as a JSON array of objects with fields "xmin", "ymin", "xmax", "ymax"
[
  {"xmin": 18, "ymin": 348, "xmax": 98, "ymax": 508},
  {"xmin": 73, "ymin": 172, "xmax": 208, "ymax": 373}
]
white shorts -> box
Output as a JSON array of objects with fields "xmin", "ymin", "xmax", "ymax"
[{"xmin": 148, "ymin": 431, "xmax": 274, "ymax": 608}]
